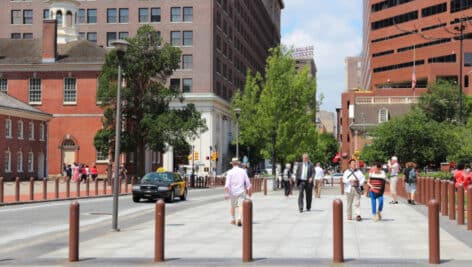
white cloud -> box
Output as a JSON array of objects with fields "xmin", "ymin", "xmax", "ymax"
[{"xmin": 281, "ymin": 0, "xmax": 363, "ymax": 112}]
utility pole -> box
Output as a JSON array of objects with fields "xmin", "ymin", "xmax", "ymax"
[{"xmin": 455, "ymin": 18, "xmax": 465, "ymax": 124}]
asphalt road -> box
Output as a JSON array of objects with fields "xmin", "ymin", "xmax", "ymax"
[{"xmin": 0, "ymin": 187, "xmax": 223, "ymax": 262}]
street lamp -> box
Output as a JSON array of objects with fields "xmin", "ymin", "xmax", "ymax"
[
  {"xmin": 111, "ymin": 39, "xmax": 129, "ymax": 231},
  {"xmin": 454, "ymin": 19, "xmax": 466, "ymax": 124},
  {"xmin": 234, "ymin": 108, "xmax": 241, "ymax": 159}
]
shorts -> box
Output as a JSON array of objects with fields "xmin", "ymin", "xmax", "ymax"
[
  {"xmin": 405, "ymin": 183, "xmax": 416, "ymax": 193},
  {"xmin": 230, "ymin": 192, "xmax": 247, "ymax": 208},
  {"xmin": 390, "ymin": 175, "xmax": 398, "ymax": 194}
]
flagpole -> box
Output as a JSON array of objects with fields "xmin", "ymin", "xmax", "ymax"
[{"xmin": 412, "ymin": 44, "xmax": 416, "ymax": 99}]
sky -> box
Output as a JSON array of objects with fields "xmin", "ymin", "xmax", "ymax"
[{"xmin": 281, "ymin": 0, "xmax": 363, "ymax": 113}]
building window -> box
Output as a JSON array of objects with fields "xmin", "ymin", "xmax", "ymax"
[
  {"xmin": 183, "ymin": 78, "xmax": 193, "ymax": 93},
  {"xmin": 119, "ymin": 32, "xmax": 128, "ymax": 40},
  {"xmin": 107, "ymin": 8, "xmax": 117, "ymax": 23},
  {"xmin": 170, "ymin": 79, "xmax": 181, "ymax": 91},
  {"xmin": 23, "ymin": 9, "xmax": 33, "ymax": 24},
  {"xmin": 171, "ymin": 7, "xmax": 181, "ymax": 22},
  {"xmin": 378, "ymin": 108, "xmax": 389, "ymax": 123},
  {"xmin": 182, "ymin": 55, "xmax": 193, "ymax": 69},
  {"xmin": 64, "ymin": 77, "xmax": 77, "ymax": 104},
  {"xmin": 87, "ymin": 9, "xmax": 97, "ymax": 24},
  {"xmin": 151, "ymin": 8, "xmax": 161, "ymax": 22},
  {"xmin": 17, "ymin": 151, "xmax": 23, "ymax": 173},
  {"xmin": 183, "ymin": 7, "xmax": 193, "ymax": 22},
  {"xmin": 0, "ymin": 78, "xmax": 7, "ymax": 93},
  {"xmin": 107, "ymin": 32, "xmax": 117, "ymax": 47},
  {"xmin": 421, "ymin": 3, "xmax": 447, "ymax": 17},
  {"xmin": 39, "ymin": 123, "xmax": 45, "ymax": 141},
  {"xmin": 96, "ymin": 150, "xmax": 108, "ymax": 162},
  {"xmin": 5, "ymin": 118, "xmax": 12, "ymax": 138},
  {"xmin": 87, "ymin": 32, "xmax": 97, "ymax": 43},
  {"xmin": 18, "ymin": 120, "xmax": 24, "ymax": 140},
  {"xmin": 28, "ymin": 152, "xmax": 34, "ymax": 172},
  {"xmin": 139, "ymin": 8, "xmax": 148, "ymax": 23},
  {"xmin": 23, "ymin": 33, "xmax": 33, "ymax": 39},
  {"xmin": 119, "ymin": 8, "xmax": 129, "ymax": 23},
  {"xmin": 11, "ymin": 33, "xmax": 21, "ymax": 39},
  {"xmin": 451, "ymin": 0, "xmax": 472, "ymax": 13},
  {"xmin": 77, "ymin": 9, "xmax": 85, "ymax": 24},
  {"xmin": 29, "ymin": 78, "xmax": 41, "ymax": 104},
  {"xmin": 183, "ymin": 31, "xmax": 193, "ymax": 46},
  {"xmin": 11, "ymin": 10, "xmax": 22, "ymax": 24},
  {"xmin": 57, "ymin": 11, "xmax": 63, "ymax": 26},
  {"xmin": 78, "ymin": 32, "xmax": 85, "ymax": 40},
  {"xmin": 43, "ymin": 9, "xmax": 50, "ymax": 19},
  {"xmin": 171, "ymin": 31, "xmax": 181, "ymax": 46},
  {"xmin": 28, "ymin": 121, "xmax": 35, "ymax": 140},
  {"xmin": 4, "ymin": 150, "xmax": 11, "ymax": 172}
]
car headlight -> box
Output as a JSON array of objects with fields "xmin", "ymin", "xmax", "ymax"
[
  {"xmin": 158, "ymin": 186, "xmax": 170, "ymax": 191},
  {"xmin": 132, "ymin": 185, "xmax": 140, "ymax": 190}
]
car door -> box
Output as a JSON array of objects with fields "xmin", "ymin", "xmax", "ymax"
[{"xmin": 173, "ymin": 173, "xmax": 184, "ymax": 196}]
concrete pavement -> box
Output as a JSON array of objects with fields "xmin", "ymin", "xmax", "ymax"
[{"xmin": 20, "ymin": 185, "xmax": 472, "ymax": 266}]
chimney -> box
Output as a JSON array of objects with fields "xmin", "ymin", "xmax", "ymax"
[{"xmin": 42, "ymin": 19, "xmax": 57, "ymax": 63}]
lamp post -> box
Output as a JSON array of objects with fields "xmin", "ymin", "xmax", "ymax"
[
  {"xmin": 111, "ymin": 39, "xmax": 129, "ymax": 231},
  {"xmin": 455, "ymin": 19, "xmax": 465, "ymax": 124},
  {"xmin": 234, "ymin": 108, "xmax": 241, "ymax": 159}
]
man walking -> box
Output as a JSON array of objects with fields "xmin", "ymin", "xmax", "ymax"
[
  {"xmin": 343, "ymin": 159, "xmax": 365, "ymax": 221},
  {"xmin": 388, "ymin": 156, "xmax": 400, "ymax": 204},
  {"xmin": 295, "ymin": 153, "xmax": 314, "ymax": 212},
  {"xmin": 314, "ymin": 162, "xmax": 324, "ymax": 198},
  {"xmin": 225, "ymin": 158, "xmax": 252, "ymax": 226}
]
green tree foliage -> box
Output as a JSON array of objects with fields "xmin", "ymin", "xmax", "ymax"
[
  {"xmin": 94, "ymin": 25, "xmax": 207, "ymax": 175},
  {"xmin": 311, "ymin": 132, "xmax": 339, "ymax": 165},
  {"xmin": 232, "ymin": 46, "xmax": 317, "ymax": 173}
]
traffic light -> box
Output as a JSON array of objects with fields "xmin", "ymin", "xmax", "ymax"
[
  {"xmin": 211, "ymin": 151, "xmax": 219, "ymax": 161},
  {"xmin": 188, "ymin": 154, "xmax": 192, "ymax": 161},
  {"xmin": 194, "ymin": 151, "xmax": 199, "ymax": 160}
]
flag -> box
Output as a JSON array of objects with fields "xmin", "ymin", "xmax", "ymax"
[{"xmin": 411, "ymin": 71, "xmax": 416, "ymax": 90}]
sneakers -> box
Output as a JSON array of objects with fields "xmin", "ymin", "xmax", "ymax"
[
  {"xmin": 410, "ymin": 201, "xmax": 416, "ymax": 205},
  {"xmin": 356, "ymin": 215, "xmax": 362, "ymax": 221},
  {"xmin": 347, "ymin": 216, "xmax": 352, "ymax": 220},
  {"xmin": 230, "ymin": 219, "xmax": 236, "ymax": 225},
  {"xmin": 389, "ymin": 200, "xmax": 398, "ymax": 204},
  {"xmin": 408, "ymin": 199, "xmax": 412, "ymax": 204},
  {"xmin": 378, "ymin": 212, "xmax": 382, "ymax": 220},
  {"xmin": 373, "ymin": 214, "xmax": 379, "ymax": 222},
  {"xmin": 237, "ymin": 219, "xmax": 242, "ymax": 227}
]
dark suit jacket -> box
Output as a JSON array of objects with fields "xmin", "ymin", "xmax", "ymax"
[{"xmin": 295, "ymin": 162, "xmax": 314, "ymax": 185}]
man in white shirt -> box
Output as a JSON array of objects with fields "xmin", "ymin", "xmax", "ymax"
[
  {"xmin": 314, "ymin": 162, "xmax": 324, "ymax": 198},
  {"xmin": 295, "ymin": 153, "xmax": 314, "ymax": 212},
  {"xmin": 388, "ymin": 156, "xmax": 400, "ymax": 204},
  {"xmin": 225, "ymin": 158, "xmax": 252, "ymax": 226},
  {"xmin": 343, "ymin": 159, "xmax": 365, "ymax": 221}
]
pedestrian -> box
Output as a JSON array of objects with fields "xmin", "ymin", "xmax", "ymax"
[
  {"xmin": 66, "ymin": 164, "xmax": 72, "ymax": 181},
  {"xmin": 80, "ymin": 164, "xmax": 87, "ymax": 182},
  {"xmin": 314, "ymin": 162, "xmax": 324, "ymax": 198},
  {"xmin": 295, "ymin": 153, "xmax": 314, "ymax": 213},
  {"xmin": 119, "ymin": 164, "xmax": 128, "ymax": 182},
  {"xmin": 90, "ymin": 165, "xmax": 98, "ymax": 181},
  {"xmin": 367, "ymin": 162, "xmax": 387, "ymax": 222},
  {"xmin": 388, "ymin": 156, "xmax": 400, "ymax": 204},
  {"xmin": 282, "ymin": 163, "xmax": 292, "ymax": 198},
  {"xmin": 72, "ymin": 162, "xmax": 80, "ymax": 182},
  {"xmin": 62, "ymin": 163, "xmax": 67, "ymax": 177},
  {"xmin": 404, "ymin": 162, "xmax": 417, "ymax": 205},
  {"xmin": 343, "ymin": 159, "xmax": 365, "ymax": 221},
  {"xmin": 224, "ymin": 157, "xmax": 252, "ymax": 226}
]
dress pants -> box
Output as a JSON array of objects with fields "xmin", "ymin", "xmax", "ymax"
[
  {"xmin": 283, "ymin": 180, "xmax": 291, "ymax": 196},
  {"xmin": 314, "ymin": 179, "xmax": 323, "ymax": 198},
  {"xmin": 346, "ymin": 187, "xmax": 361, "ymax": 218},
  {"xmin": 298, "ymin": 180, "xmax": 313, "ymax": 211}
]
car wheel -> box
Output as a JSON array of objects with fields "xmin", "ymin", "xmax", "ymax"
[
  {"xmin": 166, "ymin": 190, "xmax": 174, "ymax": 203},
  {"xmin": 132, "ymin": 195, "xmax": 140, "ymax": 203},
  {"xmin": 180, "ymin": 188, "xmax": 187, "ymax": 201}
]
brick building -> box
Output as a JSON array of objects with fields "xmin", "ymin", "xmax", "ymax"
[
  {"xmin": 0, "ymin": 92, "xmax": 51, "ymax": 180},
  {"xmin": 0, "ymin": 0, "xmax": 284, "ymax": 175}
]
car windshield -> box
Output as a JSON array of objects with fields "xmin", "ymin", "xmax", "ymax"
[{"xmin": 141, "ymin": 172, "xmax": 173, "ymax": 183}]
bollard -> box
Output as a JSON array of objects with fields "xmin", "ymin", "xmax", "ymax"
[
  {"xmin": 333, "ymin": 199, "xmax": 344, "ymax": 263},
  {"xmin": 43, "ymin": 178, "xmax": 48, "ymax": 200},
  {"xmin": 422, "ymin": 178, "xmax": 427, "ymax": 204},
  {"xmin": 15, "ymin": 177, "xmax": 20, "ymax": 202},
  {"xmin": 86, "ymin": 178, "xmax": 90, "ymax": 197},
  {"xmin": 263, "ymin": 178, "xmax": 267, "ymax": 196},
  {"xmin": 55, "ymin": 178, "xmax": 59, "ymax": 199},
  {"xmin": 441, "ymin": 180, "xmax": 448, "ymax": 216},
  {"xmin": 428, "ymin": 199, "xmax": 440, "ymax": 264},
  {"xmin": 29, "ymin": 177, "xmax": 34, "ymax": 201},
  {"xmin": 429, "ymin": 178, "xmax": 435, "ymax": 202},
  {"xmin": 340, "ymin": 180, "xmax": 344, "ymax": 195},
  {"xmin": 69, "ymin": 201, "xmax": 80, "ymax": 262},
  {"xmin": 94, "ymin": 179, "xmax": 99, "ymax": 196},
  {"xmin": 416, "ymin": 177, "xmax": 421, "ymax": 204},
  {"xmin": 434, "ymin": 179, "xmax": 441, "ymax": 204},
  {"xmin": 448, "ymin": 181, "xmax": 455, "ymax": 220},
  {"xmin": 154, "ymin": 199, "xmax": 165, "ymax": 262},
  {"xmin": 131, "ymin": 176, "xmax": 135, "ymax": 186},
  {"xmin": 468, "ymin": 185, "xmax": 472, "ymax": 231},
  {"xmin": 242, "ymin": 199, "xmax": 253, "ymax": 262},
  {"xmin": 0, "ymin": 177, "xmax": 3, "ymax": 203},
  {"xmin": 457, "ymin": 185, "xmax": 464, "ymax": 225},
  {"xmin": 125, "ymin": 177, "xmax": 129, "ymax": 193},
  {"xmin": 103, "ymin": 179, "xmax": 107, "ymax": 195},
  {"xmin": 76, "ymin": 180, "xmax": 81, "ymax": 198},
  {"xmin": 66, "ymin": 178, "xmax": 71, "ymax": 198}
]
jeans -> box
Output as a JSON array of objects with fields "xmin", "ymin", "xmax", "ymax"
[{"xmin": 369, "ymin": 191, "xmax": 383, "ymax": 215}]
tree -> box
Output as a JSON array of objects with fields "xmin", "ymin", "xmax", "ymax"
[
  {"xmin": 311, "ymin": 132, "xmax": 339, "ymax": 166},
  {"xmin": 232, "ymin": 46, "xmax": 317, "ymax": 174},
  {"xmin": 95, "ymin": 25, "xmax": 207, "ymax": 176}
]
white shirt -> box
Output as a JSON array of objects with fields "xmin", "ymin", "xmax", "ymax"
[
  {"xmin": 314, "ymin": 166, "xmax": 324, "ymax": 180},
  {"xmin": 225, "ymin": 166, "xmax": 251, "ymax": 196},
  {"xmin": 390, "ymin": 162, "xmax": 399, "ymax": 176},
  {"xmin": 342, "ymin": 168, "xmax": 365, "ymax": 193}
]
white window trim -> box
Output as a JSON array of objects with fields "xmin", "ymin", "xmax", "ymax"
[
  {"xmin": 17, "ymin": 151, "xmax": 23, "ymax": 173},
  {"xmin": 39, "ymin": 123, "xmax": 45, "ymax": 141},
  {"xmin": 18, "ymin": 120, "xmax": 24, "ymax": 140},
  {"xmin": 28, "ymin": 78, "xmax": 42, "ymax": 105},
  {"xmin": 4, "ymin": 150, "xmax": 11, "ymax": 173},
  {"xmin": 378, "ymin": 108, "xmax": 389, "ymax": 123},
  {"xmin": 5, "ymin": 118, "xmax": 12, "ymax": 138},
  {"xmin": 28, "ymin": 151, "xmax": 34, "ymax": 172},
  {"xmin": 28, "ymin": 121, "xmax": 35, "ymax": 140},
  {"xmin": 63, "ymin": 77, "xmax": 77, "ymax": 105}
]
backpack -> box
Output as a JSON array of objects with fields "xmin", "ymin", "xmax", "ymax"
[{"xmin": 408, "ymin": 168, "xmax": 417, "ymax": 183}]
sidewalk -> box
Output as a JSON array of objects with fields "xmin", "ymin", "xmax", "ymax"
[{"xmin": 34, "ymin": 187, "xmax": 472, "ymax": 266}]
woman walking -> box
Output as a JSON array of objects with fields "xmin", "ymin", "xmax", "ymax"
[
  {"xmin": 404, "ymin": 162, "xmax": 417, "ymax": 205},
  {"xmin": 367, "ymin": 162, "xmax": 387, "ymax": 222},
  {"xmin": 282, "ymin": 163, "xmax": 293, "ymax": 197}
]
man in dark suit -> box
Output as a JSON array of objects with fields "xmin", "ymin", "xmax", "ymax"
[{"xmin": 295, "ymin": 153, "xmax": 314, "ymax": 212}]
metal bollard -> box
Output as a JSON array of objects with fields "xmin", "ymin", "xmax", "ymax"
[
  {"xmin": 66, "ymin": 178, "xmax": 71, "ymax": 198},
  {"xmin": 263, "ymin": 178, "xmax": 267, "ymax": 196},
  {"xmin": 103, "ymin": 179, "xmax": 107, "ymax": 195},
  {"xmin": 242, "ymin": 199, "xmax": 253, "ymax": 262},
  {"xmin": 468, "ymin": 185, "xmax": 472, "ymax": 231},
  {"xmin": 416, "ymin": 177, "xmax": 421, "ymax": 204},
  {"xmin": 125, "ymin": 177, "xmax": 129, "ymax": 193},
  {"xmin": 428, "ymin": 199, "xmax": 440, "ymax": 264},
  {"xmin": 76, "ymin": 180, "xmax": 81, "ymax": 198},
  {"xmin": 43, "ymin": 178, "xmax": 48, "ymax": 200},
  {"xmin": 457, "ymin": 185, "xmax": 464, "ymax": 225},
  {"xmin": 441, "ymin": 180, "xmax": 448, "ymax": 216},
  {"xmin": 55, "ymin": 178, "xmax": 59, "ymax": 199},
  {"xmin": 94, "ymin": 179, "xmax": 99, "ymax": 196},
  {"xmin": 0, "ymin": 177, "xmax": 4, "ymax": 203},
  {"xmin": 86, "ymin": 178, "xmax": 90, "ymax": 197},
  {"xmin": 448, "ymin": 181, "xmax": 455, "ymax": 220},
  {"xmin": 154, "ymin": 199, "xmax": 165, "ymax": 262},
  {"xmin": 69, "ymin": 201, "xmax": 80, "ymax": 262},
  {"xmin": 340, "ymin": 180, "xmax": 344, "ymax": 195},
  {"xmin": 29, "ymin": 177, "xmax": 34, "ymax": 201},
  {"xmin": 434, "ymin": 179, "xmax": 441, "ymax": 203},
  {"xmin": 429, "ymin": 178, "xmax": 435, "ymax": 202},
  {"xmin": 333, "ymin": 199, "xmax": 344, "ymax": 263},
  {"xmin": 15, "ymin": 177, "xmax": 20, "ymax": 202}
]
